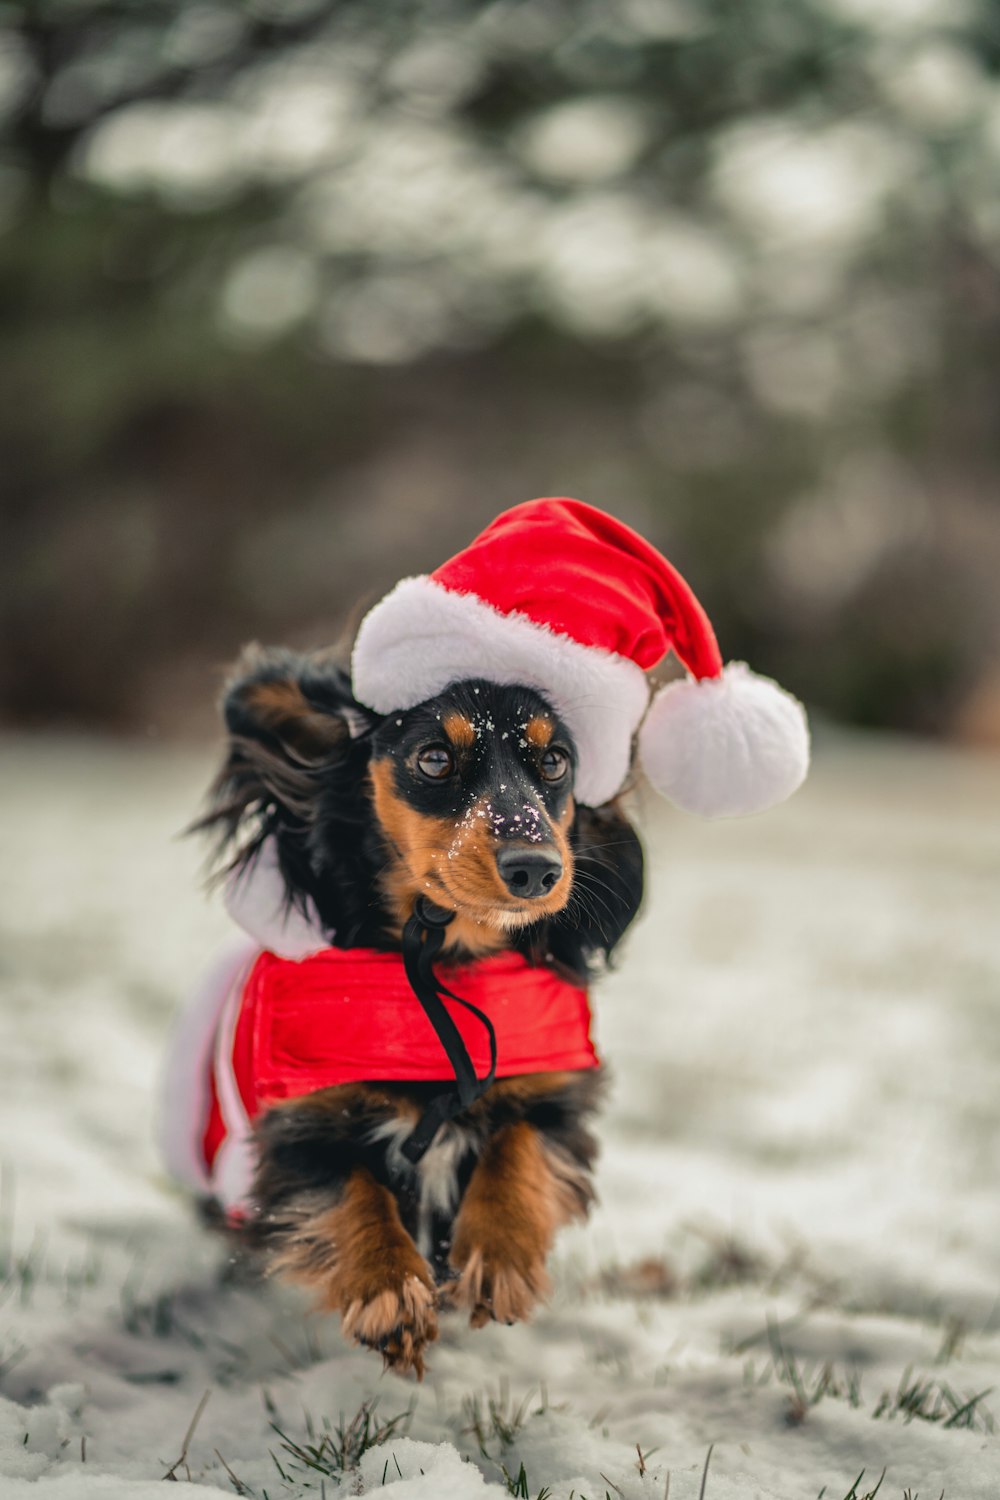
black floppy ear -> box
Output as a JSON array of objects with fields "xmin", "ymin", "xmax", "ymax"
[
  {"xmin": 222, "ymin": 645, "xmax": 366, "ymax": 763},
  {"xmin": 546, "ymin": 800, "xmax": 644, "ymax": 977},
  {"xmin": 194, "ymin": 645, "xmax": 374, "ymax": 885}
]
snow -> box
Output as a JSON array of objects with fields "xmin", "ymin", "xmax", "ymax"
[{"xmin": 2, "ymin": 730, "xmax": 999, "ymax": 1498}]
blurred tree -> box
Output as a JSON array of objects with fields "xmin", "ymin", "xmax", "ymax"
[{"xmin": 2, "ymin": 0, "xmax": 999, "ymax": 737}]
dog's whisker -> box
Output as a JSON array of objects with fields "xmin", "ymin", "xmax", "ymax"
[{"xmin": 568, "ymin": 876, "xmax": 619, "ymax": 928}]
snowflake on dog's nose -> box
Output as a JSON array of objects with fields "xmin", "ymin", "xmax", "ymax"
[
  {"xmin": 446, "ymin": 793, "xmax": 547, "ymax": 858},
  {"xmin": 521, "ymin": 804, "xmax": 544, "ymax": 842}
]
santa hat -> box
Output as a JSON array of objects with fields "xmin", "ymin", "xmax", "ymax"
[{"xmin": 351, "ymin": 497, "xmax": 809, "ymax": 816}]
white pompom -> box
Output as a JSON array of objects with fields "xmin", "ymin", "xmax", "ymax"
[{"xmin": 638, "ymin": 662, "xmax": 810, "ymax": 818}]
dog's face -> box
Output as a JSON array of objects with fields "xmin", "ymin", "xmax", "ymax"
[
  {"xmin": 202, "ymin": 646, "xmax": 642, "ymax": 969},
  {"xmin": 368, "ymin": 680, "xmax": 576, "ymax": 946}
]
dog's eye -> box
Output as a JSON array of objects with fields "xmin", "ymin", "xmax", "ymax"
[
  {"xmin": 416, "ymin": 745, "xmax": 455, "ymax": 780},
  {"xmin": 539, "ymin": 747, "xmax": 569, "ymax": 782}
]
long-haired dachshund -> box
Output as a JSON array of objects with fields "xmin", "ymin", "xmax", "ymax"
[
  {"xmin": 184, "ymin": 648, "xmax": 643, "ymax": 1376},
  {"xmin": 164, "ymin": 497, "xmax": 808, "ymax": 1379}
]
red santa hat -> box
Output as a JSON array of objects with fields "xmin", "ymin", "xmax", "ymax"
[{"xmin": 351, "ymin": 497, "xmax": 809, "ymax": 816}]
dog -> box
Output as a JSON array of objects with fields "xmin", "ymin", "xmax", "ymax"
[
  {"xmin": 181, "ymin": 646, "xmax": 643, "ymax": 1376},
  {"xmin": 163, "ymin": 496, "xmax": 808, "ymax": 1378}
]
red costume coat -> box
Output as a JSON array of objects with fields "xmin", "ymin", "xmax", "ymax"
[{"xmin": 160, "ymin": 942, "xmax": 598, "ymax": 1212}]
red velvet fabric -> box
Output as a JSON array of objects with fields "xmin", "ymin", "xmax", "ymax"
[
  {"xmin": 432, "ymin": 496, "xmax": 724, "ymax": 679},
  {"xmin": 203, "ymin": 946, "xmax": 598, "ymax": 1169}
]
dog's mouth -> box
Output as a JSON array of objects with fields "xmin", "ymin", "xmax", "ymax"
[{"xmin": 415, "ymin": 862, "xmax": 573, "ymax": 931}]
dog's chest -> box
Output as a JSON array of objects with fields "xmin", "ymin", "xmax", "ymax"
[{"xmin": 367, "ymin": 1117, "xmax": 474, "ymax": 1261}]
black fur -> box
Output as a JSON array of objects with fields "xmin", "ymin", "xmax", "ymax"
[
  {"xmin": 196, "ymin": 645, "xmax": 644, "ymax": 977},
  {"xmin": 369, "ymin": 678, "xmax": 575, "ymax": 828},
  {"xmin": 249, "ymin": 1073, "xmax": 604, "ymax": 1283},
  {"xmin": 192, "ymin": 643, "xmax": 645, "ymax": 1333}
]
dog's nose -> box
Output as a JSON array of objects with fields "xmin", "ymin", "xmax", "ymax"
[{"xmin": 496, "ymin": 846, "xmax": 563, "ymax": 899}]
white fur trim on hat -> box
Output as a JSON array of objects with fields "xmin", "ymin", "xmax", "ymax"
[
  {"xmin": 638, "ymin": 662, "xmax": 810, "ymax": 818},
  {"xmin": 351, "ymin": 575, "xmax": 650, "ymax": 806}
]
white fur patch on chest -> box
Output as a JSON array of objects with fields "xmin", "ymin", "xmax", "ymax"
[{"xmin": 366, "ymin": 1117, "xmax": 472, "ymax": 1259}]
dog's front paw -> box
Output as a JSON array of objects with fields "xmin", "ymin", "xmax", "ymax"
[
  {"xmin": 341, "ymin": 1270, "xmax": 439, "ymax": 1378},
  {"xmin": 267, "ymin": 1169, "xmax": 440, "ymax": 1377},
  {"xmin": 447, "ymin": 1242, "xmax": 550, "ymax": 1329}
]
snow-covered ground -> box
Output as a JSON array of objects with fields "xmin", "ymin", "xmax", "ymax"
[{"xmin": 1, "ymin": 730, "xmax": 999, "ymax": 1499}]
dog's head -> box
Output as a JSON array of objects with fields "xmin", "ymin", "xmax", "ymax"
[
  {"xmin": 198, "ymin": 646, "xmax": 643, "ymax": 974},
  {"xmin": 367, "ymin": 678, "xmax": 576, "ymax": 949}
]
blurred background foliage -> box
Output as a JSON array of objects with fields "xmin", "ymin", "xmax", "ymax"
[{"xmin": 3, "ymin": 0, "xmax": 1000, "ymax": 740}]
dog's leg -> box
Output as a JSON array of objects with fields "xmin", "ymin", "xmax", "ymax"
[
  {"xmin": 447, "ymin": 1120, "xmax": 589, "ymax": 1328},
  {"xmin": 268, "ymin": 1168, "xmax": 438, "ymax": 1377}
]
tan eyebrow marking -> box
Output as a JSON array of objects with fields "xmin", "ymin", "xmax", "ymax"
[
  {"xmin": 524, "ymin": 716, "xmax": 554, "ymax": 748},
  {"xmin": 442, "ymin": 712, "xmax": 476, "ymax": 749}
]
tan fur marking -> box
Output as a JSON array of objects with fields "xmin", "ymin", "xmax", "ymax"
[
  {"xmin": 524, "ymin": 716, "xmax": 554, "ymax": 748},
  {"xmin": 269, "ymin": 1168, "xmax": 437, "ymax": 1378},
  {"xmin": 368, "ymin": 762, "xmax": 574, "ymax": 953},
  {"xmin": 245, "ymin": 679, "xmax": 345, "ymax": 759},
  {"xmin": 246, "ymin": 679, "xmax": 307, "ymax": 723},
  {"xmin": 447, "ymin": 1121, "xmax": 588, "ymax": 1328},
  {"xmin": 441, "ymin": 712, "xmax": 476, "ymax": 749}
]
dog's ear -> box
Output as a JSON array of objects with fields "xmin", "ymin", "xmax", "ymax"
[
  {"xmin": 545, "ymin": 800, "xmax": 644, "ymax": 977},
  {"xmin": 222, "ymin": 645, "xmax": 365, "ymax": 765},
  {"xmin": 194, "ymin": 645, "xmax": 374, "ymax": 883}
]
